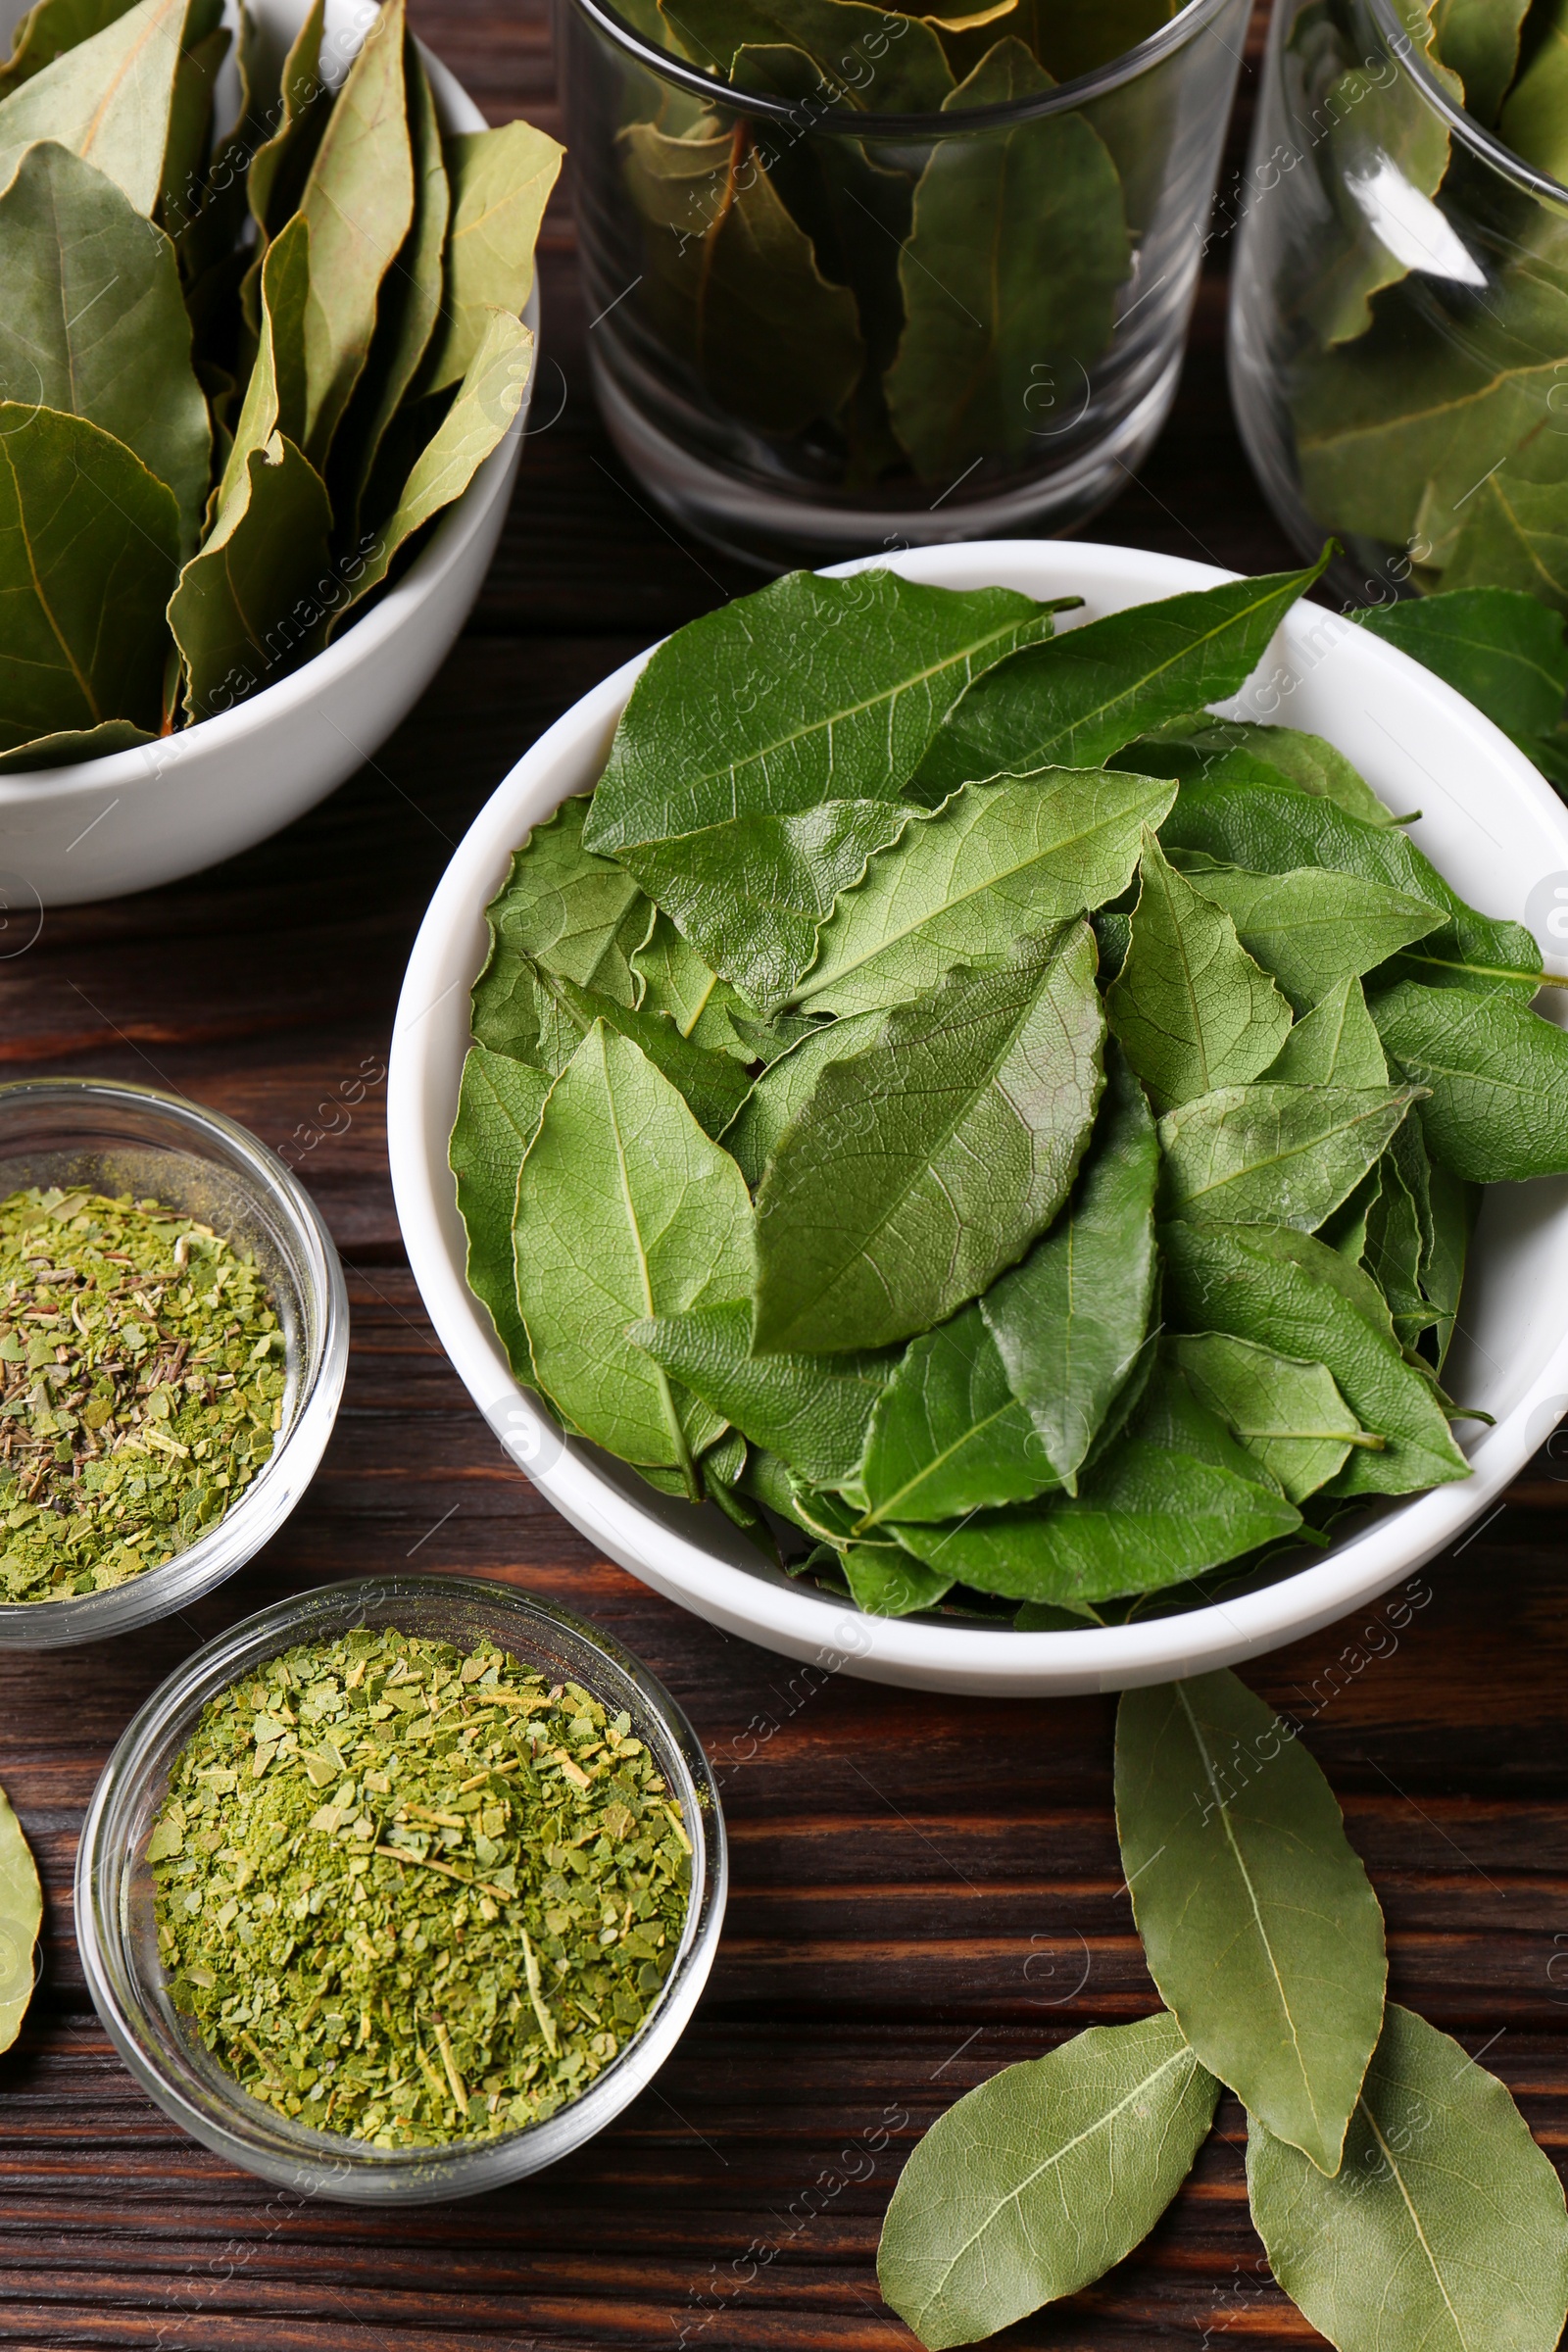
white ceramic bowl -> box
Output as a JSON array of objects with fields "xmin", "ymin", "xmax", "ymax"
[
  {"xmin": 0, "ymin": 11, "xmax": 536, "ymax": 909},
  {"xmin": 388, "ymin": 542, "xmax": 1568, "ymax": 1695}
]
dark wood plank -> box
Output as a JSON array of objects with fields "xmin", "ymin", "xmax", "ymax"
[{"xmin": 0, "ymin": 0, "xmax": 1562, "ymax": 2346}]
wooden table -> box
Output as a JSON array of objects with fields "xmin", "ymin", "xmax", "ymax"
[{"xmin": 3, "ymin": 5, "xmax": 1565, "ymax": 2343}]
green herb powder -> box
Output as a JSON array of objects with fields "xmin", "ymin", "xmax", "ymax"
[
  {"xmin": 151, "ymin": 1626, "xmax": 693, "ymax": 2144},
  {"xmin": 0, "ymin": 1186, "xmax": 284, "ymax": 1601}
]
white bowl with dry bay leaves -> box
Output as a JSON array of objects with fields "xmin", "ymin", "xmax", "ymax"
[
  {"xmin": 388, "ymin": 540, "xmax": 1568, "ymax": 1696},
  {"xmin": 0, "ymin": 0, "xmax": 559, "ymax": 906}
]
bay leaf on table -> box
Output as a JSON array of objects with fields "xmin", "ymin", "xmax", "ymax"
[
  {"xmin": 513, "ymin": 1024, "xmax": 753, "ymax": 1482},
  {"xmin": 1499, "ymin": 0, "xmax": 1568, "ymax": 180},
  {"xmin": 1440, "ymin": 424, "xmax": 1568, "ymax": 613},
  {"xmin": 0, "ymin": 0, "xmax": 189, "ymax": 214},
  {"xmin": 1182, "ymin": 862, "xmax": 1443, "ymax": 1009},
  {"xmin": 841, "ymin": 1547, "xmax": 953, "ymax": 1618},
  {"xmin": 1173, "ymin": 1332, "xmax": 1375, "ymax": 1500},
  {"xmin": 980, "ymin": 1045, "xmax": 1159, "ymax": 1490},
  {"xmin": 754, "ymin": 921, "xmax": 1104, "ymax": 1352},
  {"xmin": 1106, "ymin": 831, "xmax": 1294, "ymax": 1112},
  {"xmin": 475, "ymin": 795, "xmax": 652, "ymax": 1038},
  {"xmin": 0, "ymin": 0, "xmax": 138, "ymax": 93},
  {"xmin": 658, "ymin": 0, "xmax": 955, "ymax": 107},
  {"xmin": 0, "ymin": 1782, "xmax": 40, "ymax": 2053},
  {"xmin": 1370, "ymin": 978, "xmax": 1568, "ymax": 1180},
  {"xmin": 910, "ymin": 557, "xmax": 1327, "ymax": 799},
  {"xmin": 1158, "ymin": 1082, "xmax": 1421, "ymax": 1231},
  {"xmin": 620, "ymin": 118, "xmax": 866, "ymax": 441},
  {"xmin": 877, "ymin": 2013, "xmax": 1219, "ymax": 2352},
  {"xmin": 0, "ymin": 139, "xmax": 210, "ymax": 561},
  {"xmin": 333, "ymin": 40, "xmax": 449, "ymax": 527},
  {"xmin": 168, "ymin": 430, "xmax": 332, "ymax": 721},
  {"xmin": 294, "ymin": 0, "xmax": 415, "ymax": 467},
  {"xmin": 1116, "ymin": 1666, "xmax": 1386, "ymax": 2174},
  {"xmin": 449, "ymin": 1043, "xmax": 551, "ymax": 1375},
  {"xmin": 630, "ymin": 914, "xmax": 757, "ymax": 1060},
  {"xmin": 1431, "ymin": 0, "xmax": 1531, "ymax": 122},
  {"xmin": 1158, "ymin": 779, "xmax": 1545, "ymax": 994},
  {"xmin": 0, "ymin": 402, "xmax": 178, "ymax": 752},
  {"xmin": 1159, "ymin": 1218, "xmax": 1470, "ymax": 1495},
  {"xmin": 849, "ymin": 1299, "xmax": 1053, "ymax": 1527},
  {"xmin": 416, "ymin": 119, "xmax": 563, "ymax": 396},
  {"xmin": 724, "ymin": 1005, "xmax": 889, "ymax": 1189},
  {"xmin": 331, "ymin": 309, "xmax": 535, "ymax": 614},
  {"xmin": 792, "ymin": 766, "xmax": 1176, "ymax": 1016},
  {"xmin": 893, "ymin": 1362, "xmax": 1301, "ymax": 1604},
  {"xmin": 884, "ymin": 37, "xmax": 1129, "ymax": 483},
  {"xmin": 1354, "ymin": 586, "xmax": 1568, "ymax": 740},
  {"xmin": 1263, "ymin": 974, "xmax": 1388, "ymax": 1089},
  {"xmin": 627, "ymin": 1298, "xmax": 895, "ymax": 1489},
  {"xmin": 584, "ymin": 567, "xmax": 1058, "ymax": 1007},
  {"xmin": 1248, "ymin": 2003, "xmax": 1568, "ymax": 2352}
]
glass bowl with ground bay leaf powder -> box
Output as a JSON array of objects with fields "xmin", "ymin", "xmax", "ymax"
[
  {"xmin": 0, "ymin": 1079, "xmax": 347, "ymax": 1646},
  {"xmin": 75, "ymin": 1574, "xmax": 726, "ymax": 2203}
]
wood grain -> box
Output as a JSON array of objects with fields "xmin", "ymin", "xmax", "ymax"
[{"xmin": 0, "ymin": 0, "xmax": 1561, "ymax": 2344}]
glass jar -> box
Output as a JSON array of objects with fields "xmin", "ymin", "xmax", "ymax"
[
  {"xmin": 1229, "ymin": 0, "xmax": 1568, "ymax": 608},
  {"xmin": 559, "ymin": 0, "xmax": 1252, "ymax": 564}
]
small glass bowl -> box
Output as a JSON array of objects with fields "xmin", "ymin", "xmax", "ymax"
[
  {"xmin": 75, "ymin": 1573, "xmax": 728, "ymax": 2203},
  {"xmin": 0, "ymin": 1077, "xmax": 347, "ymax": 1645}
]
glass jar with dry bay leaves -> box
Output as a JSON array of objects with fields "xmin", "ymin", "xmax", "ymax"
[
  {"xmin": 1229, "ymin": 0, "xmax": 1568, "ymax": 609},
  {"xmin": 559, "ymin": 0, "xmax": 1250, "ymax": 561}
]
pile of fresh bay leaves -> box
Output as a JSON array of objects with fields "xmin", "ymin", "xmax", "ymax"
[
  {"xmin": 0, "ymin": 0, "xmax": 560, "ymax": 767},
  {"xmin": 610, "ymin": 0, "xmax": 1176, "ymax": 484},
  {"xmin": 451, "ymin": 556, "xmax": 1568, "ymax": 1625},
  {"xmin": 1284, "ymin": 0, "xmax": 1568, "ymax": 604}
]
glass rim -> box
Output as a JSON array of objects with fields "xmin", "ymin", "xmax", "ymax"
[
  {"xmin": 0, "ymin": 1074, "xmax": 348, "ymax": 1645},
  {"xmin": 1365, "ymin": 0, "xmax": 1568, "ymax": 209},
  {"xmin": 564, "ymin": 0, "xmax": 1240, "ymax": 133}
]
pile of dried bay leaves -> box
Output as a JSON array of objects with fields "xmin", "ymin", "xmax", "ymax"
[
  {"xmin": 611, "ymin": 0, "xmax": 1178, "ymax": 484},
  {"xmin": 1283, "ymin": 0, "xmax": 1568, "ymax": 602},
  {"xmin": 0, "ymin": 0, "xmax": 561, "ymax": 768},
  {"xmin": 451, "ymin": 557, "xmax": 1568, "ymax": 1627}
]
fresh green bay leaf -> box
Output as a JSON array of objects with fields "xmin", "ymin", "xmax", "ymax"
[
  {"xmin": 841, "ymin": 1547, "xmax": 952, "ymax": 1617},
  {"xmin": 1115, "ymin": 1667, "xmax": 1386, "ymax": 2173},
  {"xmin": 1248, "ymin": 2003, "xmax": 1568, "ymax": 2352},
  {"xmin": 0, "ymin": 139, "xmax": 210, "ymax": 559},
  {"xmin": 1159, "ymin": 1219, "xmax": 1470, "ymax": 1495},
  {"xmin": 1363, "ymin": 1146, "xmax": 1432, "ymax": 1352},
  {"xmin": 851, "ymin": 1299, "xmax": 1053, "ymax": 1527},
  {"xmin": 631, "ymin": 913, "xmax": 757, "ymax": 1057},
  {"xmin": 449, "ymin": 1043, "xmax": 550, "ymax": 1374},
  {"xmin": 1354, "ymin": 586, "xmax": 1568, "ymax": 739},
  {"xmin": 980, "ymin": 1046, "xmax": 1158, "ymax": 1489},
  {"xmin": 1106, "ymin": 831, "xmax": 1294, "ymax": 1111},
  {"xmin": 169, "ymin": 429, "xmax": 332, "ymax": 721},
  {"xmin": 876, "ymin": 2014, "xmax": 1220, "ymax": 2352},
  {"xmin": 1422, "ymin": 1156, "xmax": 1476, "ymax": 1370},
  {"xmin": 1370, "ymin": 980, "xmax": 1568, "ymax": 1180},
  {"xmin": 628, "ymin": 1299, "xmax": 895, "ymax": 1488},
  {"xmin": 1137, "ymin": 715, "xmax": 1396, "ymax": 828},
  {"xmin": 1183, "ymin": 863, "xmax": 1443, "ymax": 1009},
  {"xmin": 910, "ymin": 558, "xmax": 1327, "ymax": 798},
  {"xmin": 0, "ymin": 0, "xmax": 189, "ymax": 214},
  {"xmin": 0, "ymin": 402, "xmax": 177, "ymax": 750},
  {"xmin": 512, "ymin": 1024, "xmax": 753, "ymax": 1479},
  {"xmin": 794, "ymin": 767, "xmax": 1176, "ymax": 1015},
  {"xmin": 1157, "ymin": 1083, "xmax": 1420, "ymax": 1231},
  {"xmin": 754, "ymin": 922, "xmax": 1104, "ymax": 1352},
  {"xmin": 475, "ymin": 796, "xmax": 653, "ymax": 1037},
  {"xmin": 1263, "ymin": 975, "xmax": 1388, "ymax": 1088},
  {"xmin": 725, "ymin": 1007, "xmax": 888, "ymax": 1190},
  {"xmin": 1173, "ymin": 1333, "xmax": 1374, "ymax": 1500},
  {"xmin": 418, "ymin": 119, "xmax": 562, "ymax": 395},
  {"xmin": 884, "ymin": 38, "xmax": 1129, "ymax": 483}
]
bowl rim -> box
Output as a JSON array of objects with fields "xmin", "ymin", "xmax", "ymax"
[
  {"xmin": 1364, "ymin": 0, "xmax": 1568, "ymax": 211},
  {"xmin": 565, "ymin": 0, "xmax": 1238, "ymax": 134},
  {"xmin": 0, "ymin": 1074, "xmax": 349, "ymax": 1644},
  {"xmin": 0, "ymin": 35, "xmax": 530, "ymax": 810},
  {"xmin": 387, "ymin": 539, "xmax": 1568, "ymax": 1694},
  {"xmin": 74, "ymin": 1570, "xmax": 728, "ymax": 2202}
]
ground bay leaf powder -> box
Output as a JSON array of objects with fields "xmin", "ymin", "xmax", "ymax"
[
  {"xmin": 0, "ymin": 1186, "xmax": 283, "ymax": 1601},
  {"xmin": 151, "ymin": 1626, "xmax": 693, "ymax": 2145}
]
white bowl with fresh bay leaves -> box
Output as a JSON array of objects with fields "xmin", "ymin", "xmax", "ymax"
[
  {"xmin": 0, "ymin": 0, "xmax": 559, "ymax": 906},
  {"xmin": 388, "ymin": 541, "xmax": 1568, "ymax": 1695}
]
